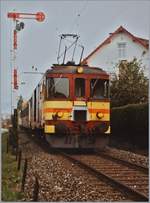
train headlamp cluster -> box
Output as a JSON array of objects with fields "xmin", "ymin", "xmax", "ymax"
[
  {"xmin": 77, "ymin": 67, "xmax": 83, "ymax": 73},
  {"xmin": 56, "ymin": 111, "xmax": 64, "ymax": 118},
  {"xmin": 96, "ymin": 112, "xmax": 104, "ymax": 119}
]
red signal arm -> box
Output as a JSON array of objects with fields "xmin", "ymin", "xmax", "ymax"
[{"xmin": 7, "ymin": 12, "xmax": 45, "ymax": 22}]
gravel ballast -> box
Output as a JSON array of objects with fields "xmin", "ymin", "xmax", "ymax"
[
  {"xmin": 24, "ymin": 152, "xmax": 128, "ymax": 201},
  {"xmin": 18, "ymin": 131, "xmax": 148, "ymax": 201},
  {"xmin": 105, "ymin": 146, "xmax": 148, "ymax": 168}
]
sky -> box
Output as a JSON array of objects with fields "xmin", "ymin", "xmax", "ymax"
[{"xmin": 0, "ymin": 0, "xmax": 150, "ymax": 116}]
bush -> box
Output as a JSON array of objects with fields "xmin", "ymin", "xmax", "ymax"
[
  {"xmin": 110, "ymin": 58, "xmax": 148, "ymax": 107},
  {"xmin": 111, "ymin": 103, "xmax": 148, "ymax": 148}
]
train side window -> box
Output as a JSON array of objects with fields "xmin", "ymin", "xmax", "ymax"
[{"xmin": 75, "ymin": 78, "xmax": 85, "ymax": 97}]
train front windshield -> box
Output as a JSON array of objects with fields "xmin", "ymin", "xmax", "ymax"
[
  {"xmin": 90, "ymin": 79, "xmax": 109, "ymax": 99},
  {"xmin": 47, "ymin": 77, "xmax": 69, "ymax": 99},
  {"xmin": 75, "ymin": 78, "xmax": 85, "ymax": 97}
]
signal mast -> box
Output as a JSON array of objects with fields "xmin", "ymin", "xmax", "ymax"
[{"xmin": 7, "ymin": 11, "xmax": 45, "ymax": 114}]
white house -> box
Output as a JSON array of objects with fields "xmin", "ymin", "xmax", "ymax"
[{"xmin": 82, "ymin": 26, "xmax": 149, "ymax": 77}]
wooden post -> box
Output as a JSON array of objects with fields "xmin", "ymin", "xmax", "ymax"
[
  {"xmin": 32, "ymin": 176, "xmax": 39, "ymax": 201},
  {"xmin": 15, "ymin": 132, "xmax": 19, "ymax": 161},
  {"xmin": 6, "ymin": 137, "xmax": 9, "ymax": 153},
  {"xmin": 15, "ymin": 147, "xmax": 18, "ymax": 161},
  {"xmin": 17, "ymin": 150, "xmax": 22, "ymax": 170},
  {"xmin": 21, "ymin": 159, "xmax": 28, "ymax": 192}
]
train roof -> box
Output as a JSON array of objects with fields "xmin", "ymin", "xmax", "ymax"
[{"xmin": 45, "ymin": 64, "xmax": 109, "ymax": 76}]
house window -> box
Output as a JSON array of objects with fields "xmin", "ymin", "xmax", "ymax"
[{"xmin": 118, "ymin": 42, "xmax": 126, "ymax": 58}]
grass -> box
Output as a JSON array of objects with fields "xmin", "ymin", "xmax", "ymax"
[{"xmin": 2, "ymin": 132, "xmax": 24, "ymax": 201}]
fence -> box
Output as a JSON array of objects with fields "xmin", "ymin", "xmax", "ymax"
[{"xmin": 7, "ymin": 127, "xmax": 40, "ymax": 201}]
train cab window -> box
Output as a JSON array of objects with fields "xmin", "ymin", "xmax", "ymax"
[
  {"xmin": 47, "ymin": 77, "xmax": 69, "ymax": 99},
  {"xmin": 90, "ymin": 79, "xmax": 109, "ymax": 99},
  {"xmin": 75, "ymin": 78, "xmax": 85, "ymax": 97}
]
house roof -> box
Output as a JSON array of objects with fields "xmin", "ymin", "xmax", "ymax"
[{"xmin": 81, "ymin": 26, "xmax": 149, "ymax": 65}]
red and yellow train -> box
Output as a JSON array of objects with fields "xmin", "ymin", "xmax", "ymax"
[{"xmin": 19, "ymin": 63, "xmax": 110, "ymax": 149}]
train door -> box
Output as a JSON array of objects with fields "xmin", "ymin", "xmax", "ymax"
[{"xmin": 72, "ymin": 77, "xmax": 89, "ymax": 122}]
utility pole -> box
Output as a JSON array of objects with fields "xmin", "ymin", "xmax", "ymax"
[{"xmin": 7, "ymin": 11, "xmax": 45, "ymax": 115}]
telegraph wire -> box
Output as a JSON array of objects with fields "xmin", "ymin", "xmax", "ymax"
[
  {"xmin": 54, "ymin": 1, "xmax": 88, "ymax": 63},
  {"xmin": 69, "ymin": 0, "xmax": 89, "ymax": 34}
]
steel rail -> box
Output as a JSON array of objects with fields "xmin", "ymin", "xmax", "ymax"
[{"xmin": 96, "ymin": 151, "xmax": 148, "ymax": 174}]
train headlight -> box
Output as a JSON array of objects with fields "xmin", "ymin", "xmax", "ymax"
[
  {"xmin": 77, "ymin": 67, "xmax": 83, "ymax": 73},
  {"xmin": 96, "ymin": 112, "xmax": 104, "ymax": 119},
  {"xmin": 57, "ymin": 111, "xmax": 64, "ymax": 118}
]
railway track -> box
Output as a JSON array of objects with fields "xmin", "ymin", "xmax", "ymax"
[
  {"xmin": 18, "ymin": 130, "xmax": 149, "ymax": 201},
  {"xmin": 59, "ymin": 151, "xmax": 149, "ymax": 201},
  {"xmin": 96, "ymin": 151, "xmax": 148, "ymax": 173}
]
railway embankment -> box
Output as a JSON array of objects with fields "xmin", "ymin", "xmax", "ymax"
[
  {"xmin": 1, "ymin": 131, "xmax": 24, "ymax": 201},
  {"xmin": 8, "ymin": 130, "xmax": 148, "ymax": 202},
  {"xmin": 2, "ymin": 128, "xmax": 148, "ymax": 201}
]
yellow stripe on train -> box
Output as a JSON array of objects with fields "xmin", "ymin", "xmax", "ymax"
[
  {"xmin": 87, "ymin": 102, "xmax": 110, "ymax": 109},
  {"xmin": 43, "ymin": 101, "xmax": 73, "ymax": 109}
]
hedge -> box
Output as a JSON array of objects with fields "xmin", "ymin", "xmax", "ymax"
[{"xmin": 111, "ymin": 103, "xmax": 148, "ymax": 148}]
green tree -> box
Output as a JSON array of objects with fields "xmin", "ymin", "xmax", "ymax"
[{"xmin": 111, "ymin": 58, "xmax": 148, "ymax": 107}]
